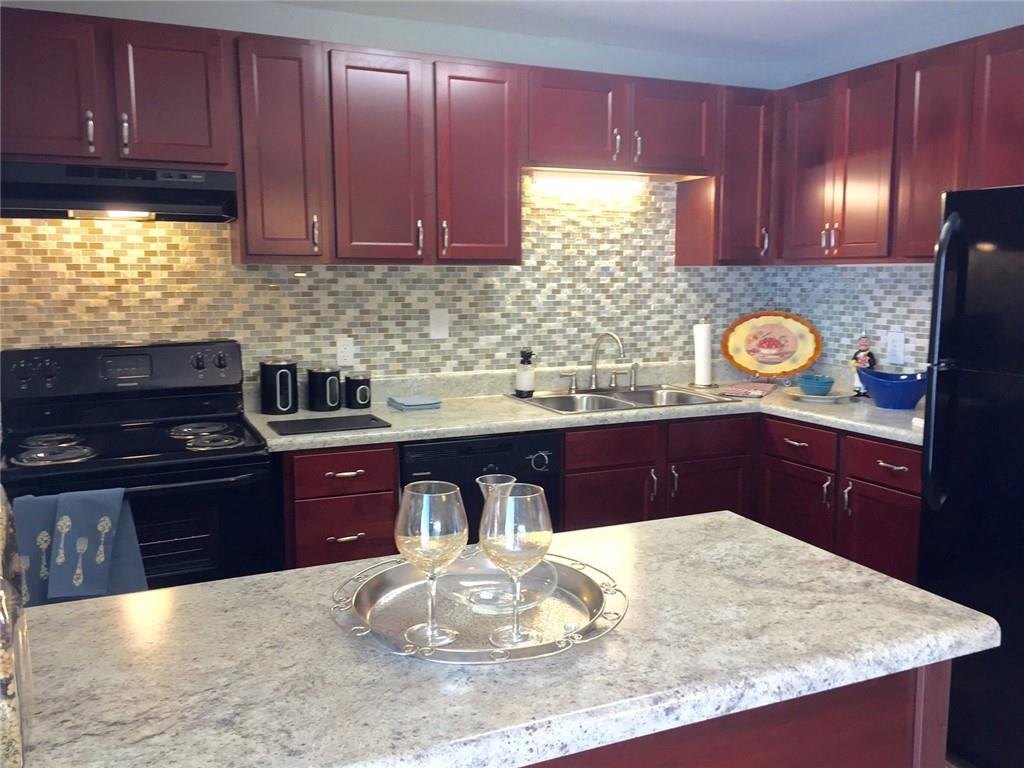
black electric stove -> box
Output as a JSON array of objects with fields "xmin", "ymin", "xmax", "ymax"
[{"xmin": 0, "ymin": 340, "xmax": 281, "ymax": 588}]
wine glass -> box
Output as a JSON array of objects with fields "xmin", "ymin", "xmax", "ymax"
[
  {"xmin": 394, "ymin": 481, "xmax": 468, "ymax": 647},
  {"xmin": 479, "ymin": 483, "xmax": 553, "ymax": 648}
]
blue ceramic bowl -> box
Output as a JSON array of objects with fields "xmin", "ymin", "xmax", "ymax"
[
  {"xmin": 797, "ymin": 373, "xmax": 834, "ymax": 396},
  {"xmin": 857, "ymin": 369, "xmax": 928, "ymax": 409}
]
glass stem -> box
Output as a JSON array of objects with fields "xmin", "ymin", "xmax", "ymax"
[
  {"xmin": 426, "ymin": 574, "xmax": 438, "ymax": 640},
  {"xmin": 512, "ymin": 576, "xmax": 522, "ymax": 640}
]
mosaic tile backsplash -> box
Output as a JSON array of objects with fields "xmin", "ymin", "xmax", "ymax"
[{"xmin": 0, "ymin": 176, "xmax": 934, "ymax": 378}]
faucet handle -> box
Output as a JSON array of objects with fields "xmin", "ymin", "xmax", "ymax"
[
  {"xmin": 558, "ymin": 370, "xmax": 579, "ymax": 394},
  {"xmin": 629, "ymin": 361, "xmax": 641, "ymax": 391},
  {"xmin": 608, "ymin": 369, "xmax": 630, "ymax": 389}
]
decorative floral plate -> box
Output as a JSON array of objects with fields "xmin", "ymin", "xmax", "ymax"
[{"xmin": 721, "ymin": 311, "xmax": 823, "ymax": 377}]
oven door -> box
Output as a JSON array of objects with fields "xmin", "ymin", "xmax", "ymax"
[{"xmin": 121, "ymin": 462, "xmax": 281, "ymax": 588}]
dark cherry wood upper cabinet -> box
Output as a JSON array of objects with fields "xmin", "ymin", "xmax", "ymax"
[
  {"xmin": 0, "ymin": 10, "xmax": 102, "ymax": 158},
  {"xmin": 718, "ymin": 88, "xmax": 773, "ymax": 264},
  {"xmin": 435, "ymin": 62, "xmax": 522, "ymax": 263},
  {"xmin": 110, "ymin": 22, "xmax": 230, "ymax": 164},
  {"xmin": 238, "ymin": 37, "xmax": 329, "ymax": 260},
  {"xmin": 831, "ymin": 62, "xmax": 897, "ymax": 260},
  {"xmin": 631, "ymin": 79, "xmax": 718, "ymax": 173},
  {"xmin": 778, "ymin": 78, "xmax": 836, "ymax": 261},
  {"xmin": 331, "ymin": 51, "xmax": 431, "ymax": 261},
  {"xmin": 892, "ymin": 42, "xmax": 974, "ymax": 259},
  {"xmin": 968, "ymin": 26, "xmax": 1024, "ymax": 188},
  {"xmin": 835, "ymin": 478, "xmax": 921, "ymax": 583},
  {"xmin": 528, "ymin": 68, "xmax": 630, "ymax": 169},
  {"xmin": 758, "ymin": 456, "xmax": 835, "ymax": 550}
]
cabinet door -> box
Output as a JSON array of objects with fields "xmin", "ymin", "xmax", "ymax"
[
  {"xmin": 563, "ymin": 465, "xmax": 660, "ymax": 531},
  {"xmin": 631, "ymin": 79, "xmax": 718, "ymax": 173},
  {"xmin": 435, "ymin": 62, "xmax": 521, "ymax": 263},
  {"xmin": 968, "ymin": 26, "xmax": 1024, "ymax": 188},
  {"xmin": 238, "ymin": 36, "xmax": 329, "ymax": 259},
  {"xmin": 111, "ymin": 22, "xmax": 230, "ymax": 164},
  {"xmin": 331, "ymin": 51, "xmax": 430, "ymax": 261},
  {"xmin": 718, "ymin": 88, "xmax": 773, "ymax": 264},
  {"xmin": 293, "ymin": 492, "xmax": 397, "ymax": 567},
  {"xmin": 831, "ymin": 62, "xmax": 897, "ymax": 260},
  {"xmin": 660, "ymin": 456, "xmax": 756, "ymax": 520},
  {"xmin": 1, "ymin": 10, "xmax": 102, "ymax": 158},
  {"xmin": 758, "ymin": 456, "xmax": 835, "ymax": 550},
  {"xmin": 779, "ymin": 79, "xmax": 835, "ymax": 261},
  {"xmin": 892, "ymin": 43, "xmax": 974, "ymax": 259},
  {"xmin": 836, "ymin": 478, "xmax": 921, "ymax": 583},
  {"xmin": 527, "ymin": 68, "xmax": 630, "ymax": 169}
]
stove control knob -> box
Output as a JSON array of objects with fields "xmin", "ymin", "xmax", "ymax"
[
  {"xmin": 214, "ymin": 352, "xmax": 228, "ymax": 369},
  {"xmin": 190, "ymin": 353, "xmax": 206, "ymax": 371},
  {"xmin": 12, "ymin": 362, "xmax": 31, "ymax": 381},
  {"xmin": 42, "ymin": 360, "xmax": 59, "ymax": 379},
  {"xmin": 527, "ymin": 451, "xmax": 552, "ymax": 472}
]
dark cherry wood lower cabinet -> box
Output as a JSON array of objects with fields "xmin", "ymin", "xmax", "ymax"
[
  {"xmin": 293, "ymin": 492, "xmax": 397, "ymax": 567},
  {"xmin": 661, "ymin": 455, "xmax": 756, "ymax": 519},
  {"xmin": 563, "ymin": 465, "xmax": 657, "ymax": 530},
  {"xmin": 758, "ymin": 455, "xmax": 835, "ymax": 550},
  {"xmin": 836, "ymin": 477, "xmax": 921, "ymax": 583},
  {"xmin": 534, "ymin": 662, "xmax": 951, "ymax": 768}
]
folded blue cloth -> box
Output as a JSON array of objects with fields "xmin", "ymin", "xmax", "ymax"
[
  {"xmin": 12, "ymin": 494, "xmax": 58, "ymax": 607},
  {"xmin": 387, "ymin": 395, "xmax": 442, "ymax": 411}
]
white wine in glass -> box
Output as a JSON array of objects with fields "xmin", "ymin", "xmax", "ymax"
[
  {"xmin": 395, "ymin": 481, "xmax": 468, "ymax": 647},
  {"xmin": 479, "ymin": 483, "xmax": 553, "ymax": 648}
]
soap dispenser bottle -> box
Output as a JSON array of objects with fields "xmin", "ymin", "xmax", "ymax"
[{"xmin": 514, "ymin": 347, "xmax": 536, "ymax": 398}]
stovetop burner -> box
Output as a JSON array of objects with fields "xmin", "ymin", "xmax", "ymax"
[
  {"xmin": 185, "ymin": 434, "xmax": 244, "ymax": 451},
  {"xmin": 169, "ymin": 421, "xmax": 230, "ymax": 439},
  {"xmin": 11, "ymin": 444, "xmax": 98, "ymax": 467},
  {"xmin": 21, "ymin": 432, "xmax": 83, "ymax": 448}
]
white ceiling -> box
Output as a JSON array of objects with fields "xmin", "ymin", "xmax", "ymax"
[{"xmin": 293, "ymin": 0, "xmax": 1024, "ymax": 83}]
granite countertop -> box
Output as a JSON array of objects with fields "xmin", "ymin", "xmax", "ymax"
[
  {"xmin": 247, "ymin": 386, "xmax": 924, "ymax": 453},
  {"xmin": 26, "ymin": 512, "xmax": 997, "ymax": 768}
]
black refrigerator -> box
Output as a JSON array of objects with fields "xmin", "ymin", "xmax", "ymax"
[{"xmin": 920, "ymin": 184, "xmax": 1024, "ymax": 768}]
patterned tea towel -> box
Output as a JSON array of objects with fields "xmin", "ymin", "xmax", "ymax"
[{"xmin": 719, "ymin": 382, "xmax": 778, "ymax": 398}]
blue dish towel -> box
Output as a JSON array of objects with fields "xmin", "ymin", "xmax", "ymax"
[{"xmin": 13, "ymin": 490, "xmax": 147, "ymax": 605}]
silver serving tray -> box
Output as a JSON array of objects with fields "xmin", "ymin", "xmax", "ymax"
[{"xmin": 331, "ymin": 553, "xmax": 627, "ymax": 664}]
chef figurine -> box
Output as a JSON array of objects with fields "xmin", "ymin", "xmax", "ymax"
[{"xmin": 850, "ymin": 335, "xmax": 877, "ymax": 396}]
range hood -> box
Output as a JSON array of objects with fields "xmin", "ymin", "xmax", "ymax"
[{"xmin": 1, "ymin": 161, "xmax": 237, "ymax": 222}]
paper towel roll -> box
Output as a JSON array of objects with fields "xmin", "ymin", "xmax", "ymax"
[{"xmin": 693, "ymin": 321, "xmax": 713, "ymax": 386}]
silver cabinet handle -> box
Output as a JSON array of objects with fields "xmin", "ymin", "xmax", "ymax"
[
  {"xmin": 783, "ymin": 438, "xmax": 809, "ymax": 448},
  {"xmin": 820, "ymin": 226, "xmax": 828, "ymax": 249},
  {"xmin": 760, "ymin": 227, "xmax": 769, "ymax": 258},
  {"xmin": 670, "ymin": 465, "xmax": 679, "ymax": 499},
  {"xmin": 84, "ymin": 110, "xmax": 95, "ymax": 153},
  {"xmin": 612, "ymin": 128, "xmax": 621, "ymax": 161},
  {"xmin": 876, "ymin": 460, "xmax": 910, "ymax": 473},
  {"xmin": 558, "ymin": 370, "xmax": 578, "ymax": 393},
  {"xmin": 842, "ymin": 481, "xmax": 853, "ymax": 515},
  {"xmin": 324, "ymin": 469, "xmax": 367, "ymax": 479},
  {"xmin": 441, "ymin": 219, "xmax": 450, "ymax": 254},
  {"xmin": 649, "ymin": 468, "xmax": 658, "ymax": 502},
  {"xmin": 822, "ymin": 477, "xmax": 832, "ymax": 508},
  {"xmin": 633, "ymin": 129, "xmax": 642, "ymax": 162},
  {"xmin": 415, "ymin": 219, "xmax": 424, "ymax": 256},
  {"xmin": 311, "ymin": 214, "xmax": 320, "ymax": 250},
  {"xmin": 326, "ymin": 532, "xmax": 366, "ymax": 544},
  {"xmin": 119, "ymin": 112, "xmax": 130, "ymax": 155},
  {"xmin": 830, "ymin": 223, "xmax": 838, "ymax": 249}
]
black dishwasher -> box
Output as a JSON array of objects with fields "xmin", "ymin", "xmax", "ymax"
[{"xmin": 400, "ymin": 432, "xmax": 562, "ymax": 542}]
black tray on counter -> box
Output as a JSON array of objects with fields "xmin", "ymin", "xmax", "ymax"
[{"xmin": 266, "ymin": 414, "xmax": 391, "ymax": 436}]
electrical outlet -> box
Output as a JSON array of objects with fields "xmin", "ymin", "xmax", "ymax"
[
  {"xmin": 335, "ymin": 335, "xmax": 356, "ymax": 367},
  {"xmin": 884, "ymin": 331, "xmax": 906, "ymax": 366},
  {"xmin": 429, "ymin": 308, "xmax": 449, "ymax": 340}
]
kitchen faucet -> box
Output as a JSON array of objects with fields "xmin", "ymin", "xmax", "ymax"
[{"xmin": 589, "ymin": 332, "xmax": 625, "ymax": 389}]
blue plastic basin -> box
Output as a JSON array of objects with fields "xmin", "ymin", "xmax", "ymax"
[{"xmin": 857, "ymin": 369, "xmax": 928, "ymax": 409}]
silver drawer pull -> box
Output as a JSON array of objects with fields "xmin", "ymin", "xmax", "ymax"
[
  {"xmin": 326, "ymin": 532, "xmax": 366, "ymax": 544},
  {"xmin": 783, "ymin": 438, "xmax": 809, "ymax": 448},
  {"xmin": 324, "ymin": 469, "xmax": 367, "ymax": 479},
  {"xmin": 876, "ymin": 460, "xmax": 909, "ymax": 473}
]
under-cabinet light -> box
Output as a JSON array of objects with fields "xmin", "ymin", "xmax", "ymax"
[
  {"xmin": 68, "ymin": 209, "xmax": 155, "ymax": 221},
  {"xmin": 526, "ymin": 169, "xmax": 648, "ymax": 210}
]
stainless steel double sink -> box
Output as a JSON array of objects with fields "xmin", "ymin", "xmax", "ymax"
[{"xmin": 517, "ymin": 385, "xmax": 736, "ymax": 414}]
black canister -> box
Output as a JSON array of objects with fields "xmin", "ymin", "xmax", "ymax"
[
  {"xmin": 308, "ymin": 367, "xmax": 342, "ymax": 411},
  {"xmin": 345, "ymin": 372, "xmax": 371, "ymax": 409},
  {"xmin": 259, "ymin": 359, "xmax": 298, "ymax": 415}
]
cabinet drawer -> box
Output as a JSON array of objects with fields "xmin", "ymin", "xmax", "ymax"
[
  {"xmin": 667, "ymin": 415, "xmax": 756, "ymax": 460},
  {"xmin": 293, "ymin": 492, "xmax": 397, "ymax": 567},
  {"xmin": 565, "ymin": 424, "xmax": 661, "ymax": 471},
  {"xmin": 292, "ymin": 446, "xmax": 396, "ymax": 499},
  {"xmin": 762, "ymin": 418, "xmax": 838, "ymax": 470},
  {"xmin": 842, "ymin": 436, "xmax": 922, "ymax": 494}
]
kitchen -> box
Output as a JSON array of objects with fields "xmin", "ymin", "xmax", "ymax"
[{"xmin": 0, "ymin": 1, "xmax": 1021, "ymax": 766}]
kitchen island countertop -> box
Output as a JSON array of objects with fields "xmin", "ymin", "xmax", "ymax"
[{"xmin": 26, "ymin": 512, "xmax": 996, "ymax": 768}]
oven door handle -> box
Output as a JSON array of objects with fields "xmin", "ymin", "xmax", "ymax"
[{"xmin": 125, "ymin": 473, "xmax": 258, "ymax": 495}]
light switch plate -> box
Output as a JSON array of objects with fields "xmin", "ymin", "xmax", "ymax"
[
  {"xmin": 885, "ymin": 331, "xmax": 906, "ymax": 366},
  {"xmin": 429, "ymin": 308, "xmax": 449, "ymax": 340},
  {"xmin": 336, "ymin": 335, "xmax": 356, "ymax": 367}
]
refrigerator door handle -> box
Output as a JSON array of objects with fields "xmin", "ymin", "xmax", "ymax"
[
  {"xmin": 923, "ymin": 362, "xmax": 951, "ymax": 511},
  {"xmin": 927, "ymin": 211, "xmax": 963, "ymax": 366}
]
